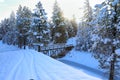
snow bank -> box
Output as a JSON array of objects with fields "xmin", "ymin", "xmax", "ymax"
[
  {"xmin": 65, "ymin": 37, "xmax": 100, "ymax": 70},
  {"xmin": 0, "ymin": 41, "xmax": 19, "ymax": 53},
  {"xmin": 62, "ymin": 49, "xmax": 100, "ymax": 70}
]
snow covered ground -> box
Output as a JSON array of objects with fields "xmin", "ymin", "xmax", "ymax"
[
  {"xmin": 60, "ymin": 37, "xmax": 107, "ymax": 79},
  {"xmin": 60, "ymin": 49, "xmax": 107, "ymax": 79},
  {"xmin": 61, "ymin": 49, "xmax": 100, "ymax": 71},
  {"xmin": 64, "ymin": 37, "xmax": 101, "ymax": 70},
  {"xmin": 0, "ymin": 41, "xmax": 103, "ymax": 80},
  {"xmin": 0, "ymin": 42, "xmax": 19, "ymax": 53}
]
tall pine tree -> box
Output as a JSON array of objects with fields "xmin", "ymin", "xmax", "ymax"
[
  {"xmin": 91, "ymin": 0, "xmax": 120, "ymax": 80},
  {"xmin": 16, "ymin": 5, "xmax": 32, "ymax": 49},
  {"xmin": 2, "ymin": 11, "xmax": 17, "ymax": 45},
  {"xmin": 32, "ymin": 1, "xmax": 50, "ymax": 51},
  {"xmin": 0, "ymin": 18, "xmax": 10, "ymax": 41},
  {"xmin": 52, "ymin": 0, "xmax": 68, "ymax": 43},
  {"xmin": 77, "ymin": 0, "xmax": 93, "ymax": 51}
]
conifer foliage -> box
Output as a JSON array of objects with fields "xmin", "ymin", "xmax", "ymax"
[
  {"xmin": 51, "ymin": 0, "xmax": 68, "ymax": 43},
  {"xmin": 76, "ymin": 0, "xmax": 93, "ymax": 51},
  {"xmin": 32, "ymin": 1, "xmax": 50, "ymax": 46},
  {"xmin": 16, "ymin": 5, "xmax": 32, "ymax": 49},
  {"xmin": 91, "ymin": 0, "xmax": 120, "ymax": 80},
  {"xmin": 0, "ymin": 1, "xmax": 78, "ymax": 49},
  {"xmin": 2, "ymin": 12, "xmax": 17, "ymax": 45}
]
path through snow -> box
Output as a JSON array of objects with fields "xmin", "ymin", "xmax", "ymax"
[
  {"xmin": 0, "ymin": 41, "xmax": 104, "ymax": 80},
  {"xmin": 0, "ymin": 49, "xmax": 103, "ymax": 80}
]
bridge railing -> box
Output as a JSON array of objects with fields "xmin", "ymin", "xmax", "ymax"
[{"xmin": 32, "ymin": 43, "xmax": 74, "ymax": 57}]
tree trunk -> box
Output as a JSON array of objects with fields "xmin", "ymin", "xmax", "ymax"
[
  {"xmin": 23, "ymin": 36, "xmax": 26, "ymax": 49},
  {"xmin": 38, "ymin": 26, "xmax": 41, "ymax": 52},
  {"xmin": 109, "ymin": 54, "xmax": 116, "ymax": 80},
  {"xmin": 109, "ymin": 5, "xmax": 117, "ymax": 80},
  {"xmin": 18, "ymin": 36, "xmax": 22, "ymax": 49}
]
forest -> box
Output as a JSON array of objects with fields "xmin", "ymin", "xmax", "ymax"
[{"xmin": 0, "ymin": 0, "xmax": 120, "ymax": 80}]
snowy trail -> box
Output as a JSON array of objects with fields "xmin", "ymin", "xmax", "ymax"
[
  {"xmin": 0, "ymin": 50, "xmax": 24, "ymax": 80},
  {"xmin": 13, "ymin": 51, "xmax": 37, "ymax": 80},
  {"xmin": 59, "ymin": 59, "xmax": 107, "ymax": 79},
  {"xmin": 5, "ymin": 50, "xmax": 41, "ymax": 80},
  {"xmin": 31, "ymin": 50, "xmax": 103, "ymax": 80},
  {"xmin": 0, "ymin": 50, "xmax": 39, "ymax": 80},
  {"xmin": 0, "ymin": 49, "xmax": 103, "ymax": 80}
]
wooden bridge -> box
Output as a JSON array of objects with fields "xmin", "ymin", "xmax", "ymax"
[{"xmin": 33, "ymin": 43, "xmax": 74, "ymax": 58}]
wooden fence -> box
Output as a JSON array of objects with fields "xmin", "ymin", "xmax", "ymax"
[{"xmin": 33, "ymin": 43, "xmax": 74, "ymax": 57}]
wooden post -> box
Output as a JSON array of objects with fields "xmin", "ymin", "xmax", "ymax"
[{"xmin": 38, "ymin": 45, "xmax": 41, "ymax": 52}]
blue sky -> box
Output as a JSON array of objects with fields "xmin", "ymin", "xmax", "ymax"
[{"xmin": 0, "ymin": 0, "xmax": 104, "ymax": 21}]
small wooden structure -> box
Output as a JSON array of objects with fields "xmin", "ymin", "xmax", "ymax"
[{"xmin": 33, "ymin": 43, "xmax": 74, "ymax": 57}]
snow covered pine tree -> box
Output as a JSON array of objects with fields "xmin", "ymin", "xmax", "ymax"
[
  {"xmin": 91, "ymin": 0, "xmax": 120, "ymax": 80},
  {"xmin": 16, "ymin": 5, "xmax": 32, "ymax": 49},
  {"xmin": 32, "ymin": 1, "xmax": 50, "ymax": 51},
  {"xmin": 52, "ymin": 0, "xmax": 68, "ymax": 43}
]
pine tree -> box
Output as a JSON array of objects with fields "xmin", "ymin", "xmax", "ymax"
[
  {"xmin": 64, "ymin": 18, "xmax": 77, "ymax": 38},
  {"xmin": 52, "ymin": 0, "xmax": 68, "ymax": 43},
  {"xmin": 16, "ymin": 5, "xmax": 32, "ymax": 49},
  {"xmin": 83, "ymin": 0, "xmax": 92, "ymax": 25},
  {"xmin": 91, "ymin": 0, "xmax": 120, "ymax": 80},
  {"xmin": 64, "ymin": 19, "xmax": 73, "ymax": 38},
  {"xmin": 9, "ymin": 11, "xmax": 16, "ymax": 30},
  {"xmin": 76, "ymin": 0, "xmax": 93, "ymax": 51},
  {"xmin": 70, "ymin": 15, "xmax": 78, "ymax": 37},
  {"xmin": 0, "ymin": 18, "xmax": 10, "ymax": 41},
  {"xmin": 2, "ymin": 11, "xmax": 17, "ymax": 45},
  {"xmin": 32, "ymin": 1, "xmax": 50, "ymax": 51}
]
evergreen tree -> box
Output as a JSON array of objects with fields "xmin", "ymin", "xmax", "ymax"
[
  {"xmin": 2, "ymin": 11, "xmax": 17, "ymax": 45},
  {"xmin": 16, "ymin": 5, "xmax": 32, "ymax": 49},
  {"xmin": 32, "ymin": 1, "xmax": 50, "ymax": 51},
  {"xmin": 9, "ymin": 11, "xmax": 16, "ymax": 30},
  {"xmin": 64, "ymin": 18, "xmax": 77, "ymax": 38},
  {"xmin": 0, "ymin": 18, "xmax": 10, "ymax": 41},
  {"xmin": 91, "ymin": 0, "xmax": 120, "ymax": 80},
  {"xmin": 52, "ymin": 0, "xmax": 68, "ymax": 43},
  {"xmin": 76, "ymin": 0, "xmax": 93, "ymax": 51},
  {"xmin": 48, "ymin": 20, "xmax": 54, "ymax": 42},
  {"xmin": 64, "ymin": 19, "xmax": 73, "ymax": 38},
  {"xmin": 70, "ymin": 15, "xmax": 78, "ymax": 37},
  {"xmin": 83, "ymin": 0, "xmax": 92, "ymax": 24}
]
